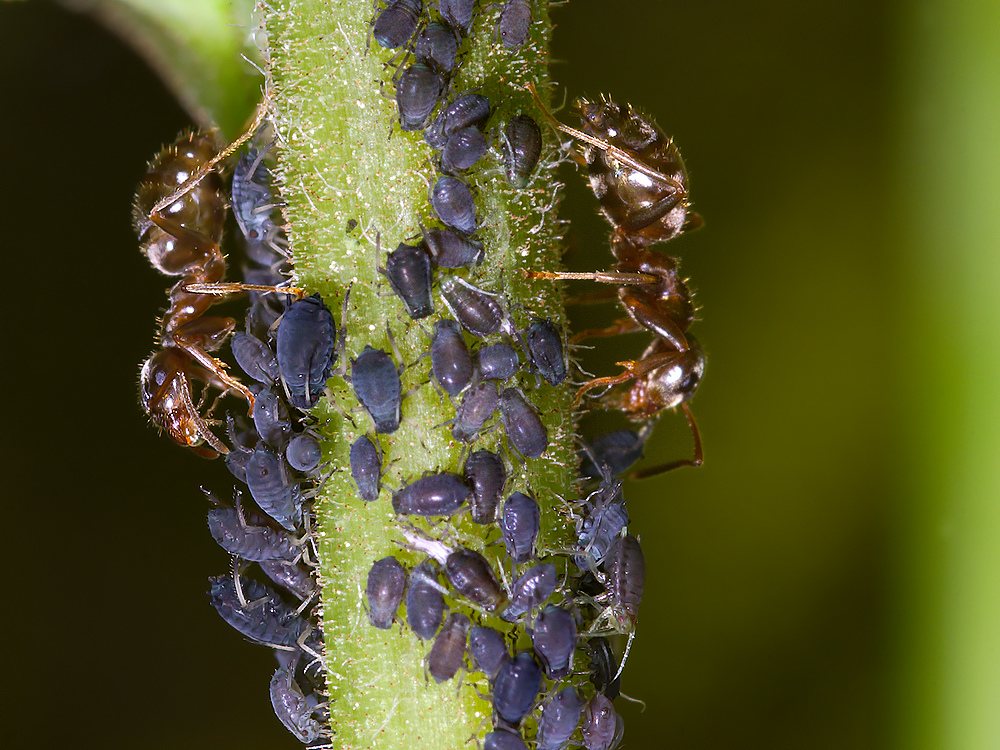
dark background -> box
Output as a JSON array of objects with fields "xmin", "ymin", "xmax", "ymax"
[{"xmin": 2, "ymin": 1, "xmax": 896, "ymax": 747}]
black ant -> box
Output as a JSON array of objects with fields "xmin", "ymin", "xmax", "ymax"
[
  {"xmin": 527, "ymin": 85, "xmax": 705, "ymax": 476},
  {"xmin": 134, "ymin": 110, "xmax": 285, "ymax": 458}
]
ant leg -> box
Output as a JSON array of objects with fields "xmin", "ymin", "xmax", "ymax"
[
  {"xmin": 526, "ymin": 269, "xmax": 659, "ymax": 286},
  {"xmin": 619, "ymin": 292, "xmax": 690, "ymax": 352},
  {"xmin": 565, "ymin": 287, "xmax": 618, "ymax": 306},
  {"xmin": 570, "ymin": 317, "xmax": 642, "ymax": 344},
  {"xmin": 629, "ymin": 403, "xmax": 703, "ymax": 477},
  {"xmin": 571, "ymin": 348, "xmax": 688, "ymax": 408},
  {"xmin": 183, "ymin": 281, "xmax": 306, "ymax": 297}
]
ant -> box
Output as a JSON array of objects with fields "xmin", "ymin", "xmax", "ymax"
[
  {"xmin": 134, "ymin": 109, "xmax": 287, "ymax": 458},
  {"xmin": 526, "ymin": 84, "xmax": 705, "ymax": 476}
]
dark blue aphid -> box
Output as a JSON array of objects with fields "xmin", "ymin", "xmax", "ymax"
[
  {"xmin": 372, "ymin": 0, "xmax": 422, "ymax": 49},
  {"xmin": 500, "ymin": 387, "xmax": 548, "ymax": 458},
  {"xmin": 441, "ymin": 126, "xmax": 488, "ymax": 173},
  {"xmin": 207, "ymin": 503, "xmax": 299, "ymax": 562},
  {"xmin": 475, "ymin": 343, "xmax": 519, "ymax": 381},
  {"xmin": 531, "ymin": 605, "xmax": 577, "ymax": 679},
  {"xmin": 536, "ymin": 687, "xmax": 584, "ymax": 750},
  {"xmin": 270, "ymin": 665, "xmax": 326, "ymax": 743},
  {"xmin": 232, "ymin": 148, "xmax": 283, "ymax": 251},
  {"xmin": 414, "ymin": 21, "xmax": 458, "ymax": 74},
  {"xmin": 351, "ymin": 346, "xmax": 402, "ymax": 433},
  {"xmin": 585, "ymin": 637, "xmax": 621, "ymax": 700},
  {"xmin": 350, "ymin": 434, "xmax": 382, "ymax": 502},
  {"xmin": 575, "ymin": 478, "xmax": 629, "ymax": 571},
  {"xmin": 276, "ymin": 294, "xmax": 336, "ymax": 409},
  {"xmin": 581, "ymin": 693, "xmax": 624, "ymax": 750},
  {"xmin": 501, "ymin": 114, "xmax": 542, "ymax": 188},
  {"xmin": 253, "ymin": 387, "xmax": 293, "ymax": 448},
  {"xmin": 492, "ymin": 651, "xmax": 543, "ymax": 726},
  {"xmin": 260, "ymin": 559, "xmax": 316, "ymax": 600},
  {"xmin": 208, "ymin": 574, "xmax": 307, "ymax": 648},
  {"xmin": 231, "ymin": 330, "xmax": 279, "ymax": 383},
  {"xmin": 445, "ymin": 547, "xmax": 506, "ymax": 611},
  {"xmin": 285, "ymin": 433, "xmax": 321, "ymax": 473},
  {"xmin": 580, "ymin": 429, "xmax": 645, "ymax": 479},
  {"xmin": 599, "ymin": 533, "xmax": 645, "ymax": 632},
  {"xmin": 498, "ymin": 0, "xmax": 532, "ymax": 49},
  {"xmin": 424, "ymin": 93, "xmax": 491, "ymax": 151},
  {"xmin": 431, "ymin": 319, "xmax": 473, "ymax": 397},
  {"xmin": 525, "ymin": 318, "xmax": 566, "ymax": 386},
  {"xmin": 484, "ymin": 730, "xmax": 528, "ymax": 750},
  {"xmin": 427, "ymin": 611, "xmax": 471, "ymax": 683},
  {"xmin": 430, "ymin": 176, "xmax": 478, "ymax": 234},
  {"xmin": 469, "ymin": 625, "xmax": 510, "ymax": 682},
  {"xmin": 396, "ymin": 61, "xmax": 445, "ymax": 131},
  {"xmin": 440, "ymin": 0, "xmax": 475, "ymax": 35},
  {"xmin": 245, "ymin": 445, "xmax": 302, "ymax": 531},
  {"xmin": 422, "ymin": 228, "xmax": 484, "ymax": 268},
  {"xmin": 451, "ymin": 381, "xmax": 499, "ymax": 443},
  {"xmin": 501, "ymin": 562, "xmax": 556, "ymax": 622},
  {"xmin": 366, "ymin": 555, "xmax": 407, "ymax": 629},
  {"xmin": 384, "ymin": 242, "xmax": 434, "ymax": 319},
  {"xmin": 406, "ymin": 561, "xmax": 445, "ymax": 640},
  {"xmin": 501, "ymin": 492, "xmax": 540, "ymax": 564},
  {"xmin": 392, "ymin": 473, "xmax": 470, "ymax": 516},
  {"xmin": 463, "ymin": 449, "xmax": 506, "ymax": 524},
  {"xmin": 440, "ymin": 277, "xmax": 503, "ymax": 338}
]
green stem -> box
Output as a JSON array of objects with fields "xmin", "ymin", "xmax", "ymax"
[{"xmin": 261, "ymin": 2, "xmax": 573, "ymax": 747}]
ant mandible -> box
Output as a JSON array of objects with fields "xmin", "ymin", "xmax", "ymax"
[
  {"xmin": 134, "ymin": 109, "xmax": 274, "ymax": 458},
  {"xmin": 527, "ymin": 84, "xmax": 705, "ymax": 476}
]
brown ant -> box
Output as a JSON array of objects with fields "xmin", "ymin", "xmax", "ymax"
[
  {"xmin": 134, "ymin": 110, "xmax": 280, "ymax": 458},
  {"xmin": 527, "ymin": 84, "xmax": 705, "ymax": 476}
]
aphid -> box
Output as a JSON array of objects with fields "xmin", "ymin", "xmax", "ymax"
[
  {"xmin": 484, "ymin": 730, "xmax": 529, "ymax": 750},
  {"xmin": 253, "ymin": 387, "xmax": 293, "ymax": 448},
  {"xmin": 372, "ymin": 0, "xmax": 422, "ymax": 50},
  {"xmin": 527, "ymin": 87, "xmax": 707, "ymax": 474},
  {"xmin": 497, "ymin": 0, "xmax": 532, "ymax": 49},
  {"xmin": 468, "ymin": 625, "xmax": 510, "ymax": 682},
  {"xmin": 208, "ymin": 574, "xmax": 308, "ymax": 648},
  {"xmin": 580, "ymin": 429, "xmax": 645, "ymax": 479},
  {"xmin": 500, "ymin": 562, "xmax": 556, "ymax": 622},
  {"xmin": 422, "ymin": 228, "xmax": 484, "ymax": 268},
  {"xmin": 500, "ymin": 492, "xmax": 540, "ymax": 564},
  {"xmin": 536, "ymin": 687, "xmax": 584, "ymax": 750},
  {"xmin": 427, "ymin": 611, "xmax": 471, "ymax": 683},
  {"xmin": 444, "ymin": 547, "xmax": 506, "ymax": 611},
  {"xmin": 585, "ymin": 636, "xmax": 621, "ymax": 700},
  {"xmin": 269, "ymin": 665, "xmax": 326, "ymax": 743},
  {"xmin": 276, "ymin": 293, "xmax": 337, "ymax": 409},
  {"xmin": 351, "ymin": 345, "xmax": 402, "ymax": 433},
  {"xmin": 431, "ymin": 319, "xmax": 473, "ymax": 397},
  {"xmin": 134, "ymin": 132, "xmax": 253, "ymax": 458},
  {"xmin": 440, "ymin": 277, "xmax": 503, "ymax": 338},
  {"xmin": 451, "ymin": 381, "xmax": 499, "ymax": 443},
  {"xmin": 232, "ymin": 148, "xmax": 284, "ymax": 254},
  {"xmin": 574, "ymin": 478, "xmax": 629, "ymax": 572},
  {"xmin": 441, "ymin": 126, "xmax": 488, "ymax": 173},
  {"xmin": 285, "ymin": 433, "xmax": 322, "ymax": 473},
  {"xmin": 207, "ymin": 500, "xmax": 299, "ymax": 562},
  {"xmin": 406, "ymin": 561, "xmax": 446, "ymax": 639},
  {"xmin": 500, "ymin": 114, "xmax": 542, "ymax": 188},
  {"xmin": 261, "ymin": 559, "xmax": 316, "ymax": 600},
  {"xmin": 581, "ymin": 693, "xmax": 624, "ymax": 750},
  {"xmin": 396, "ymin": 61, "xmax": 445, "ymax": 132},
  {"xmin": 392, "ymin": 472, "xmax": 469, "ymax": 516},
  {"xmin": 384, "ymin": 241, "xmax": 434, "ymax": 319},
  {"xmin": 439, "ymin": 0, "xmax": 475, "ymax": 35},
  {"xmin": 475, "ymin": 342, "xmax": 520, "ymax": 381},
  {"xmin": 414, "ymin": 21, "xmax": 459, "ymax": 75},
  {"xmin": 424, "ymin": 92, "xmax": 491, "ymax": 151},
  {"xmin": 366, "ymin": 555, "xmax": 407, "ymax": 629},
  {"xmin": 430, "ymin": 175, "xmax": 478, "ymax": 234},
  {"xmin": 524, "ymin": 318, "xmax": 566, "ymax": 386},
  {"xmin": 598, "ymin": 533, "xmax": 645, "ymax": 632},
  {"xmin": 245, "ymin": 445, "xmax": 303, "ymax": 531},
  {"xmin": 492, "ymin": 651, "xmax": 543, "ymax": 726},
  {"xmin": 350, "ymin": 434, "xmax": 383, "ymax": 503},
  {"xmin": 231, "ymin": 330, "xmax": 279, "ymax": 384},
  {"xmin": 499, "ymin": 387, "xmax": 548, "ymax": 458},
  {"xmin": 462, "ymin": 449, "xmax": 506, "ymax": 524},
  {"xmin": 530, "ymin": 605, "xmax": 577, "ymax": 679}
]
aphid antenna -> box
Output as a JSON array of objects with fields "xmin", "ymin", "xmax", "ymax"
[{"xmin": 525, "ymin": 83, "xmax": 686, "ymax": 192}]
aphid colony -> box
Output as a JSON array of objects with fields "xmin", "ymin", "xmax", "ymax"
[{"xmin": 131, "ymin": 0, "xmax": 705, "ymax": 746}]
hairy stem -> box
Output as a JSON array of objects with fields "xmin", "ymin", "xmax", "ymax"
[{"xmin": 261, "ymin": 2, "xmax": 574, "ymax": 747}]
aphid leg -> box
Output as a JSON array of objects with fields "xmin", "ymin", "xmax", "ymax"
[{"xmin": 610, "ymin": 629, "xmax": 635, "ymax": 685}]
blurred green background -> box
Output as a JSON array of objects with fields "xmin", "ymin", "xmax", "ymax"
[{"xmin": 2, "ymin": 0, "xmax": 998, "ymax": 747}]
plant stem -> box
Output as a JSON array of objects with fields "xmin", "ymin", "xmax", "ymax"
[{"xmin": 261, "ymin": 2, "xmax": 574, "ymax": 747}]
